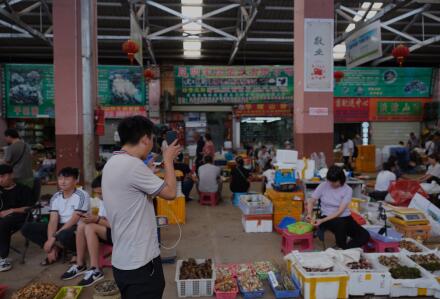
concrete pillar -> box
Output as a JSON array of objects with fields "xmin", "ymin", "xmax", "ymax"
[
  {"xmin": 53, "ymin": 0, "xmax": 98, "ymax": 185},
  {"xmin": 294, "ymin": 0, "xmax": 334, "ymax": 162}
]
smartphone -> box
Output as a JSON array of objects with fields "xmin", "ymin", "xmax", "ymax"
[{"xmin": 166, "ymin": 130, "xmax": 178, "ymax": 145}]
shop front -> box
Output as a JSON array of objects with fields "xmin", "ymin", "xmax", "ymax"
[
  {"xmin": 233, "ymin": 103, "xmax": 293, "ymax": 149},
  {"xmin": 334, "ymin": 97, "xmax": 370, "ymax": 146}
]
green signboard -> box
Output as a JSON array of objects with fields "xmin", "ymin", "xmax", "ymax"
[
  {"xmin": 377, "ymin": 101, "xmax": 422, "ymax": 116},
  {"xmin": 3, "ymin": 64, "xmax": 147, "ymax": 118},
  {"xmin": 334, "ymin": 67, "xmax": 432, "ymax": 98},
  {"xmin": 175, "ymin": 65, "xmax": 294, "ymax": 104},
  {"xmin": 97, "ymin": 65, "xmax": 146, "ymax": 106},
  {"xmin": 4, "ymin": 64, "xmax": 55, "ymax": 118}
]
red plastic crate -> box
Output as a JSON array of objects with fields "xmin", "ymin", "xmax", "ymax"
[
  {"xmin": 0, "ymin": 284, "xmax": 8, "ymax": 299},
  {"xmin": 215, "ymin": 288, "xmax": 238, "ymax": 299}
]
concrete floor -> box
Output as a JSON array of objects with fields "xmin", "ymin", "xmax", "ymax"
[{"xmin": 2, "ymin": 182, "xmax": 438, "ymax": 299}]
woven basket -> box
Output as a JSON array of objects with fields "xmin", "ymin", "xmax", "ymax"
[{"xmin": 93, "ymin": 280, "xmax": 121, "ymax": 299}]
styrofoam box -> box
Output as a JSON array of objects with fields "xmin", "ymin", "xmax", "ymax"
[
  {"xmin": 366, "ymin": 252, "xmax": 438, "ymax": 297},
  {"xmin": 290, "ymin": 252, "xmax": 349, "ymax": 299},
  {"xmin": 175, "ymin": 259, "xmax": 216, "ymax": 297},
  {"xmin": 400, "ymin": 238, "xmax": 433, "ymax": 254},
  {"xmin": 239, "ymin": 194, "xmax": 273, "ymax": 215},
  {"xmin": 405, "ymin": 251, "xmax": 440, "ymax": 282},
  {"xmin": 241, "ymin": 215, "xmax": 273, "ymax": 233},
  {"xmin": 338, "ymin": 253, "xmax": 391, "ymax": 296}
]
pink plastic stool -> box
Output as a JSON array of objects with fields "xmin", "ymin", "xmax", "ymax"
[
  {"xmin": 281, "ymin": 231, "xmax": 314, "ymax": 254},
  {"xmin": 199, "ymin": 192, "xmax": 219, "ymax": 206},
  {"xmin": 98, "ymin": 244, "xmax": 113, "ymax": 268},
  {"xmin": 363, "ymin": 238, "xmax": 400, "ymax": 253}
]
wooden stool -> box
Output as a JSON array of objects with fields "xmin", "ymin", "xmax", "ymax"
[
  {"xmin": 363, "ymin": 238, "xmax": 400, "ymax": 253},
  {"xmin": 281, "ymin": 231, "xmax": 314, "ymax": 254},
  {"xmin": 98, "ymin": 244, "xmax": 113, "ymax": 268},
  {"xmin": 199, "ymin": 192, "xmax": 219, "ymax": 206}
]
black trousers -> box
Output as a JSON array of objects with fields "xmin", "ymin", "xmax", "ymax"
[
  {"xmin": 319, "ymin": 216, "xmax": 370, "ymax": 249},
  {"xmin": 0, "ymin": 213, "xmax": 26, "ymax": 258},
  {"xmin": 369, "ymin": 191, "xmax": 388, "ymax": 202},
  {"xmin": 21, "ymin": 222, "xmax": 77, "ymax": 252},
  {"xmin": 113, "ymin": 256, "xmax": 165, "ymax": 299}
]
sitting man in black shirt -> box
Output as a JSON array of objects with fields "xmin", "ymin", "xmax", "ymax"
[
  {"xmin": 0, "ymin": 164, "xmax": 33, "ymax": 272},
  {"xmin": 174, "ymin": 154, "xmax": 194, "ymax": 201}
]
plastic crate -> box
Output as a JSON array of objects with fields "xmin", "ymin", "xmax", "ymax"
[
  {"xmin": 366, "ymin": 252, "xmax": 438, "ymax": 297},
  {"xmin": 0, "ymin": 285, "xmax": 7, "ymax": 299},
  {"xmin": 392, "ymin": 221, "xmax": 431, "ymax": 241},
  {"xmin": 239, "ymin": 194, "xmax": 273, "ymax": 215},
  {"xmin": 338, "ymin": 253, "xmax": 391, "ymax": 296},
  {"xmin": 289, "ymin": 252, "xmax": 349, "ymax": 299},
  {"xmin": 175, "ymin": 259, "xmax": 216, "ymax": 297},
  {"xmin": 233, "ymin": 192, "xmax": 247, "ymax": 206},
  {"xmin": 269, "ymin": 273, "xmax": 301, "ymax": 298},
  {"xmin": 215, "ymin": 280, "xmax": 238, "ymax": 299},
  {"xmin": 273, "ymin": 200, "xmax": 303, "ymax": 214},
  {"xmin": 157, "ymin": 196, "xmax": 185, "ymax": 224},
  {"xmin": 364, "ymin": 225, "xmax": 402, "ymax": 243},
  {"xmin": 238, "ymin": 281, "xmax": 265, "ymax": 298},
  {"xmin": 266, "ymin": 189, "xmax": 304, "ymax": 203}
]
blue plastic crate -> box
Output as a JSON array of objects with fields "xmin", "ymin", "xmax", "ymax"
[
  {"xmin": 274, "ymin": 170, "xmax": 296, "ymax": 185},
  {"xmin": 269, "ymin": 274, "xmax": 301, "ymax": 298},
  {"xmin": 238, "ymin": 282, "xmax": 265, "ymax": 298},
  {"xmin": 365, "ymin": 226, "xmax": 402, "ymax": 243}
]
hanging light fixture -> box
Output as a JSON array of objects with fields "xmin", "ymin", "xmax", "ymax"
[
  {"xmin": 122, "ymin": 40, "xmax": 139, "ymax": 64},
  {"xmin": 334, "ymin": 70, "xmax": 345, "ymax": 83},
  {"xmin": 392, "ymin": 44, "xmax": 410, "ymax": 67}
]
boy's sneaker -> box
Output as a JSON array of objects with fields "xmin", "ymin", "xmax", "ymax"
[
  {"xmin": 0, "ymin": 258, "xmax": 11, "ymax": 272},
  {"xmin": 61, "ymin": 264, "xmax": 87, "ymax": 280},
  {"xmin": 78, "ymin": 267, "xmax": 104, "ymax": 287}
]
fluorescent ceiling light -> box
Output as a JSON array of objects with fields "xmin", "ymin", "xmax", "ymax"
[
  {"xmin": 372, "ymin": 2, "xmax": 383, "ymax": 9},
  {"xmin": 182, "ymin": 6, "xmax": 202, "ymax": 18},
  {"xmin": 184, "ymin": 41, "xmax": 201, "ymax": 50},
  {"xmin": 241, "ymin": 117, "xmax": 282, "ymax": 123},
  {"xmin": 184, "ymin": 50, "xmax": 201, "ymax": 57},
  {"xmin": 182, "ymin": 0, "xmax": 202, "ymax": 4},
  {"xmin": 361, "ymin": 2, "xmax": 372, "ymax": 9},
  {"xmin": 345, "ymin": 23, "xmax": 356, "ymax": 33}
]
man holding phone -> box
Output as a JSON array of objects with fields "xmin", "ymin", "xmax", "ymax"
[{"xmin": 102, "ymin": 116, "xmax": 180, "ymax": 299}]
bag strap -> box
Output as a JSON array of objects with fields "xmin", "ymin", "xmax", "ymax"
[
  {"xmin": 236, "ymin": 167, "xmax": 248, "ymax": 181},
  {"xmin": 11, "ymin": 142, "xmax": 27, "ymax": 167}
]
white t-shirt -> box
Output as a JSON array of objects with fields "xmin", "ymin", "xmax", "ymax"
[
  {"xmin": 425, "ymin": 140, "xmax": 435, "ymax": 156},
  {"xmin": 198, "ymin": 163, "xmax": 221, "ymax": 193},
  {"xmin": 262, "ymin": 169, "xmax": 275, "ymax": 189},
  {"xmin": 102, "ymin": 152, "xmax": 165, "ymax": 270},
  {"xmin": 342, "ymin": 139, "xmax": 354, "ymax": 157},
  {"xmin": 427, "ymin": 163, "xmax": 440, "ymax": 178},
  {"xmin": 98, "ymin": 200, "xmax": 107, "ymax": 218},
  {"xmin": 50, "ymin": 189, "xmax": 90, "ymax": 224},
  {"xmin": 375, "ymin": 170, "xmax": 396, "ymax": 192}
]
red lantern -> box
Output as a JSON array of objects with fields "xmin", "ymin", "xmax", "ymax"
[
  {"xmin": 122, "ymin": 40, "xmax": 139, "ymax": 64},
  {"xmin": 334, "ymin": 70, "xmax": 345, "ymax": 83},
  {"xmin": 392, "ymin": 44, "xmax": 410, "ymax": 66},
  {"xmin": 143, "ymin": 68, "xmax": 155, "ymax": 81}
]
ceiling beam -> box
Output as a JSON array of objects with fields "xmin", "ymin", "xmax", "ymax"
[
  {"xmin": 0, "ymin": 6, "xmax": 52, "ymax": 45},
  {"xmin": 18, "ymin": 2, "xmax": 41, "ymax": 16},
  {"xmin": 229, "ymin": 0, "xmax": 261, "ymax": 64},
  {"xmin": 40, "ymin": 0, "xmax": 52, "ymax": 24}
]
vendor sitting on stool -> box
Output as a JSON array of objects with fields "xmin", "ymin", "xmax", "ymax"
[{"xmin": 306, "ymin": 165, "xmax": 370, "ymax": 249}]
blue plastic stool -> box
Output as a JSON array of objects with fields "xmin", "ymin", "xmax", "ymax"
[{"xmin": 232, "ymin": 192, "xmax": 247, "ymax": 206}]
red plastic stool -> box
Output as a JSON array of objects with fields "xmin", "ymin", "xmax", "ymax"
[
  {"xmin": 98, "ymin": 244, "xmax": 113, "ymax": 268},
  {"xmin": 199, "ymin": 192, "xmax": 219, "ymax": 206},
  {"xmin": 363, "ymin": 238, "xmax": 400, "ymax": 253},
  {"xmin": 281, "ymin": 231, "xmax": 314, "ymax": 254}
]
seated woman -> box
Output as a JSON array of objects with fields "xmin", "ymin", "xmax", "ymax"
[
  {"xmin": 306, "ymin": 165, "xmax": 370, "ymax": 249},
  {"xmin": 230, "ymin": 156, "xmax": 250, "ymax": 194},
  {"xmin": 370, "ymin": 162, "xmax": 396, "ymax": 201},
  {"xmin": 419, "ymin": 154, "xmax": 440, "ymax": 184}
]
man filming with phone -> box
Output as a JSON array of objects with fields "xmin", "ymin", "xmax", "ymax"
[{"xmin": 102, "ymin": 116, "xmax": 181, "ymax": 299}]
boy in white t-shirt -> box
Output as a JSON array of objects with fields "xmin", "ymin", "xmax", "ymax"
[
  {"xmin": 21, "ymin": 167, "xmax": 90, "ymax": 265},
  {"xmin": 61, "ymin": 175, "xmax": 112, "ymax": 287},
  {"xmin": 371, "ymin": 162, "xmax": 396, "ymax": 201}
]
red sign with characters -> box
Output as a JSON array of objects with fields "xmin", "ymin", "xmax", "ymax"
[
  {"xmin": 234, "ymin": 103, "xmax": 293, "ymax": 117},
  {"xmin": 334, "ymin": 97, "xmax": 369, "ymax": 123},
  {"xmin": 103, "ymin": 106, "xmax": 147, "ymax": 119}
]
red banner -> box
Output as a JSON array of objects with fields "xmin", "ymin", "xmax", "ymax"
[
  {"xmin": 103, "ymin": 106, "xmax": 147, "ymax": 119},
  {"xmin": 234, "ymin": 103, "xmax": 292, "ymax": 117},
  {"xmin": 334, "ymin": 97, "xmax": 369, "ymax": 123}
]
